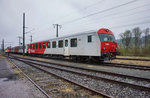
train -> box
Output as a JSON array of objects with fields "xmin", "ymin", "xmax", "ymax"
[{"xmin": 8, "ymin": 28, "xmax": 119, "ymax": 61}]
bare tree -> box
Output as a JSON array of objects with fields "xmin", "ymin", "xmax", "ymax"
[
  {"xmin": 119, "ymin": 27, "xmax": 150, "ymax": 56},
  {"xmin": 132, "ymin": 27, "xmax": 142, "ymax": 54},
  {"xmin": 144, "ymin": 28, "xmax": 149, "ymax": 47},
  {"xmin": 132, "ymin": 27, "xmax": 142, "ymax": 48},
  {"xmin": 119, "ymin": 30, "xmax": 132, "ymax": 48}
]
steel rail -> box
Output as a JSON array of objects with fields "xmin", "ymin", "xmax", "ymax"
[
  {"xmin": 10, "ymin": 56, "xmax": 150, "ymax": 91},
  {"xmin": 104, "ymin": 62, "xmax": 150, "ymax": 71},
  {"xmin": 116, "ymin": 58, "xmax": 150, "ymax": 61},
  {"xmin": 9, "ymin": 56, "xmax": 112, "ymax": 98},
  {"xmin": 15, "ymin": 58, "xmax": 150, "ymax": 92},
  {"xmin": 10, "ymin": 56, "xmax": 150, "ymax": 82},
  {"xmin": 10, "ymin": 55, "xmax": 150, "ymax": 71},
  {"xmin": 7, "ymin": 58, "xmax": 51, "ymax": 98}
]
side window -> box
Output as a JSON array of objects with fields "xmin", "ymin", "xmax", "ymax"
[
  {"xmin": 43, "ymin": 43, "xmax": 45, "ymax": 48},
  {"xmin": 52, "ymin": 41, "xmax": 56, "ymax": 48},
  {"xmin": 65, "ymin": 40, "xmax": 68, "ymax": 47},
  {"xmin": 88, "ymin": 35, "xmax": 92, "ymax": 43},
  {"xmin": 47, "ymin": 42, "xmax": 50, "ymax": 48},
  {"xmin": 30, "ymin": 45, "xmax": 32, "ymax": 49},
  {"xmin": 39, "ymin": 43, "xmax": 41, "ymax": 49},
  {"xmin": 58, "ymin": 40, "xmax": 63, "ymax": 48},
  {"xmin": 71, "ymin": 38, "xmax": 77, "ymax": 47},
  {"xmin": 33, "ymin": 44, "xmax": 35, "ymax": 49},
  {"xmin": 36, "ymin": 44, "xmax": 38, "ymax": 49}
]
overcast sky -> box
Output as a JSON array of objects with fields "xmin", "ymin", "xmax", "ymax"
[{"xmin": 0, "ymin": 0, "xmax": 150, "ymax": 48}]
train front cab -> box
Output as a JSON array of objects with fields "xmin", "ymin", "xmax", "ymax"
[{"xmin": 97, "ymin": 28, "xmax": 119, "ymax": 60}]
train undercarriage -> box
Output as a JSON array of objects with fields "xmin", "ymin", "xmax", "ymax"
[{"xmin": 10, "ymin": 52, "xmax": 119, "ymax": 63}]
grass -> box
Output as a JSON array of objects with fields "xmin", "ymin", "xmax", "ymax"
[{"xmin": 118, "ymin": 47, "xmax": 150, "ymax": 59}]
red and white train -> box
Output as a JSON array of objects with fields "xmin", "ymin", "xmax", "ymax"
[{"xmin": 9, "ymin": 28, "xmax": 119, "ymax": 61}]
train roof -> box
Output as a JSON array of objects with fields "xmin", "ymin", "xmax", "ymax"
[
  {"xmin": 97, "ymin": 28, "xmax": 113, "ymax": 34},
  {"xmin": 28, "ymin": 30, "xmax": 96, "ymax": 44},
  {"xmin": 27, "ymin": 28, "xmax": 114, "ymax": 45}
]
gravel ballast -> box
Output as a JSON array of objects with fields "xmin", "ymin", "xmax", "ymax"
[
  {"xmin": 12, "ymin": 59, "xmax": 150, "ymax": 98},
  {"xmin": 12, "ymin": 59, "xmax": 103, "ymax": 98}
]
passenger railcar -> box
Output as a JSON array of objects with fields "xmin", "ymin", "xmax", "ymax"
[
  {"xmin": 10, "ymin": 46, "xmax": 24, "ymax": 54},
  {"xmin": 10, "ymin": 28, "xmax": 119, "ymax": 61}
]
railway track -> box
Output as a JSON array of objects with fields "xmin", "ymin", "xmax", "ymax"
[
  {"xmin": 10, "ymin": 55, "xmax": 150, "ymax": 71},
  {"xmin": 7, "ymin": 58, "xmax": 51, "ymax": 98},
  {"xmin": 103, "ymin": 62, "xmax": 150, "ymax": 71},
  {"xmin": 8, "ymin": 56, "xmax": 112, "ymax": 98},
  {"xmin": 9, "ymin": 56, "xmax": 150, "ymax": 98},
  {"xmin": 116, "ymin": 57, "xmax": 150, "ymax": 61}
]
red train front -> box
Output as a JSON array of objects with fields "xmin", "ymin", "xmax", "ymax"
[{"xmin": 97, "ymin": 28, "xmax": 119, "ymax": 60}]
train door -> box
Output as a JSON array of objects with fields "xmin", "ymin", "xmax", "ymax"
[{"xmin": 64, "ymin": 39, "xmax": 69, "ymax": 56}]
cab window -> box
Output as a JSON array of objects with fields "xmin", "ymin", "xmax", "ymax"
[{"xmin": 98, "ymin": 33, "xmax": 116, "ymax": 42}]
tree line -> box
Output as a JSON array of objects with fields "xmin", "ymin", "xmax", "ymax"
[{"xmin": 119, "ymin": 27, "xmax": 150, "ymax": 57}]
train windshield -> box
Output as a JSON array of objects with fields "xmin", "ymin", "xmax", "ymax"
[{"xmin": 98, "ymin": 33, "xmax": 116, "ymax": 42}]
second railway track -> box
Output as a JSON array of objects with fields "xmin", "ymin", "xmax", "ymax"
[
  {"xmin": 9, "ymin": 56, "xmax": 150, "ymax": 98},
  {"xmin": 116, "ymin": 57, "xmax": 150, "ymax": 61},
  {"xmin": 10, "ymin": 55, "xmax": 150, "ymax": 71},
  {"xmin": 103, "ymin": 62, "xmax": 150, "ymax": 71}
]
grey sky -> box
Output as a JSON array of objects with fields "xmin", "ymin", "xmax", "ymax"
[{"xmin": 0, "ymin": 0, "xmax": 150, "ymax": 48}]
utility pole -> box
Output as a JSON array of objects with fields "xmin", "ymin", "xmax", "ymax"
[
  {"xmin": 30, "ymin": 35, "xmax": 32, "ymax": 43},
  {"xmin": 23, "ymin": 13, "xmax": 25, "ymax": 56},
  {"xmin": 53, "ymin": 24, "xmax": 61, "ymax": 37},
  {"xmin": 2, "ymin": 39, "xmax": 4, "ymax": 53},
  {"xmin": 18, "ymin": 36, "xmax": 22, "ymax": 46}
]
